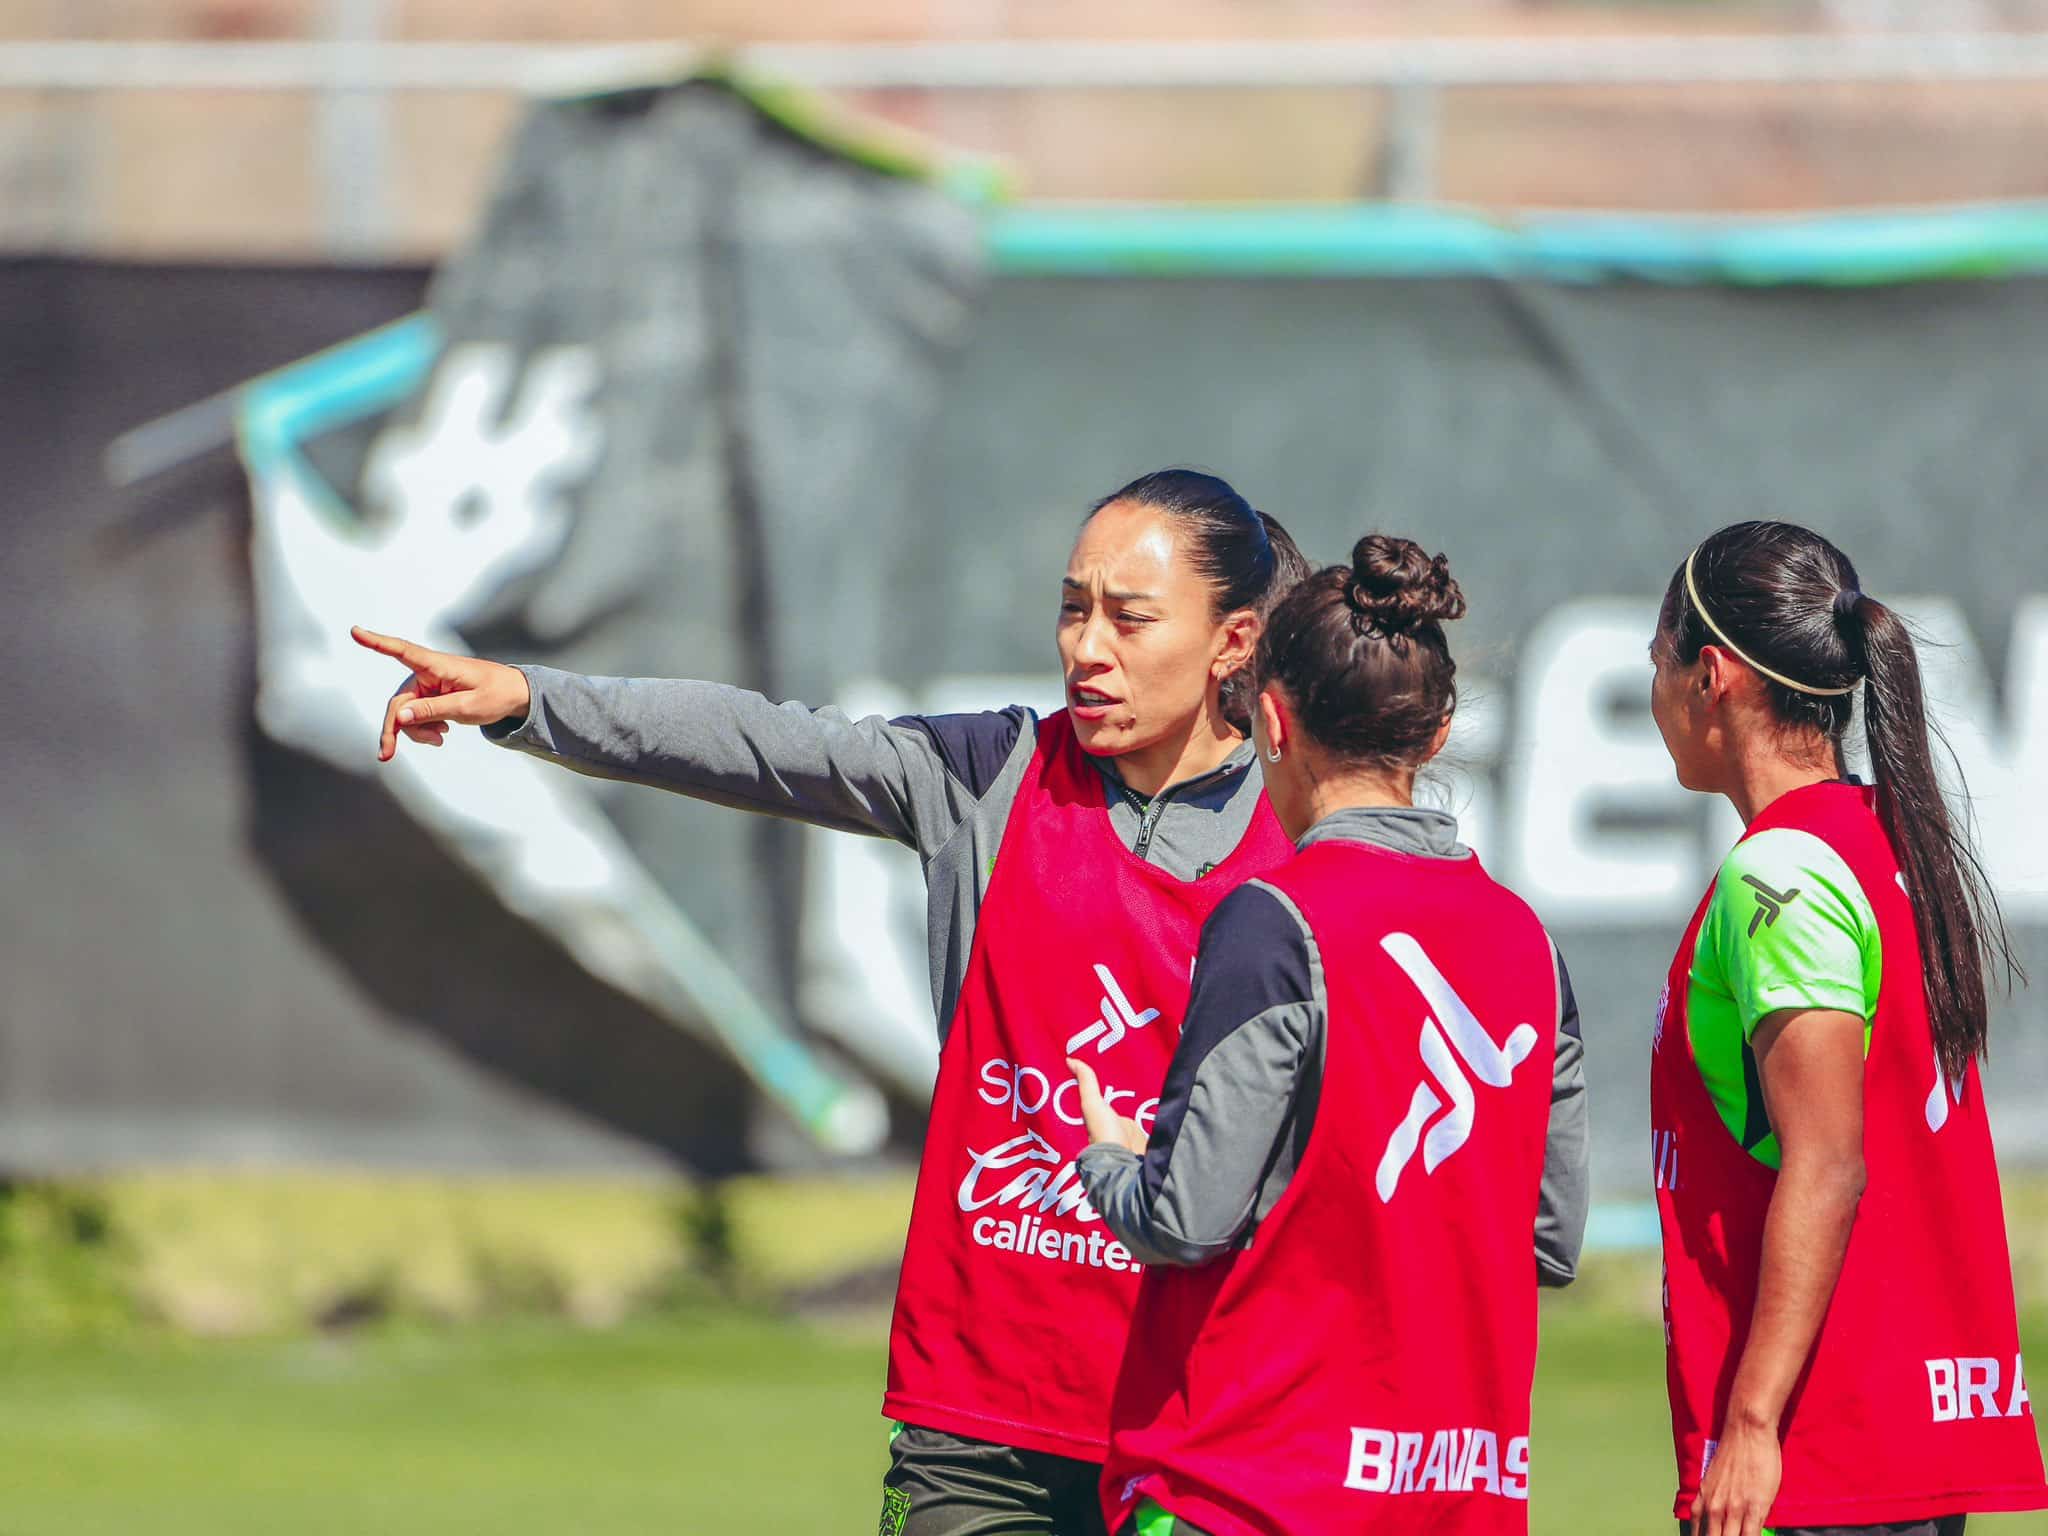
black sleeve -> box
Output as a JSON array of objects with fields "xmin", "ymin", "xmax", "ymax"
[{"xmin": 887, "ymin": 709, "xmax": 1030, "ymax": 801}]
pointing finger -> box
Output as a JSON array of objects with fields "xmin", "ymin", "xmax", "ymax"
[{"xmin": 352, "ymin": 626, "xmax": 427, "ymax": 668}]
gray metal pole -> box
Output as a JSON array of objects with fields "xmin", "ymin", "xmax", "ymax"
[{"xmin": 1381, "ymin": 79, "xmax": 1440, "ymax": 202}]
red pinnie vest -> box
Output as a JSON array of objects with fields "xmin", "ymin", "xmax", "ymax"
[
  {"xmin": 1102, "ymin": 837, "xmax": 1560, "ymax": 1535},
  {"xmin": 883, "ymin": 712, "xmax": 1292, "ymax": 1460},
  {"xmin": 1653, "ymin": 781, "xmax": 2046, "ymax": 1525}
]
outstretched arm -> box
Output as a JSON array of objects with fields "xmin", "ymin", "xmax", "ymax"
[{"xmin": 352, "ymin": 627, "xmax": 1024, "ymax": 855}]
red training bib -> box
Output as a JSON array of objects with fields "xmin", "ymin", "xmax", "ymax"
[
  {"xmin": 883, "ymin": 712, "xmax": 1292, "ymax": 1460},
  {"xmin": 1653, "ymin": 781, "xmax": 2046, "ymax": 1525},
  {"xmin": 1104, "ymin": 836, "xmax": 1560, "ymax": 1535}
]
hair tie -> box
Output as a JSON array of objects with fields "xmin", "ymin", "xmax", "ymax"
[
  {"xmin": 1684, "ymin": 547, "xmax": 1858, "ymax": 698},
  {"xmin": 1832, "ymin": 587, "xmax": 1864, "ymax": 622}
]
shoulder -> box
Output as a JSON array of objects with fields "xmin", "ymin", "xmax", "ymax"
[
  {"xmin": 886, "ymin": 706, "xmax": 1037, "ymax": 800},
  {"xmin": 1172, "ymin": 881, "xmax": 1321, "ymax": 1076},
  {"xmin": 1193, "ymin": 881, "xmax": 1318, "ymax": 1007},
  {"xmin": 1710, "ymin": 826, "xmax": 1875, "ymax": 940},
  {"xmin": 1706, "ymin": 826, "xmax": 1877, "ymax": 1034}
]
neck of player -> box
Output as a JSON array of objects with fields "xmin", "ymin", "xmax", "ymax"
[
  {"xmin": 1113, "ymin": 706, "xmax": 1244, "ymax": 799},
  {"xmin": 1304, "ymin": 766, "xmax": 1417, "ymax": 824},
  {"xmin": 1725, "ymin": 730, "xmax": 1844, "ymax": 826}
]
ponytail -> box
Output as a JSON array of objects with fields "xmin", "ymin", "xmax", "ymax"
[{"xmin": 1850, "ymin": 594, "xmax": 2021, "ymax": 1081}]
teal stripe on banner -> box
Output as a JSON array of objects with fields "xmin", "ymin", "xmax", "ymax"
[
  {"xmin": 239, "ymin": 313, "xmax": 441, "ymax": 473},
  {"xmin": 986, "ymin": 201, "xmax": 2048, "ymax": 285}
]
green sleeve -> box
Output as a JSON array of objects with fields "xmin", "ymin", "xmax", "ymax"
[{"xmin": 1703, "ymin": 827, "xmax": 1880, "ymax": 1040}]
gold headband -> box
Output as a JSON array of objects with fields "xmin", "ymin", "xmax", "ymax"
[{"xmin": 1683, "ymin": 547, "xmax": 1858, "ymax": 698}]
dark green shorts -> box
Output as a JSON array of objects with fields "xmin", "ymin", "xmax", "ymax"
[{"xmin": 880, "ymin": 1423, "xmax": 1111, "ymax": 1536}]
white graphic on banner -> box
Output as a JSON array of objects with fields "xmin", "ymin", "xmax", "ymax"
[
  {"xmin": 1375, "ymin": 932, "xmax": 1540, "ymax": 1202},
  {"xmin": 245, "ymin": 340, "xmax": 887, "ymax": 1153},
  {"xmin": 1507, "ymin": 599, "xmax": 2048, "ymax": 922},
  {"xmin": 362, "ymin": 345, "xmax": 599, "ymax": 615}
]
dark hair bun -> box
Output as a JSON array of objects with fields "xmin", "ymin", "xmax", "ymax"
[{"xmin": 1347, "ymin": 534, "xmax": 1466, "ymax": 631}]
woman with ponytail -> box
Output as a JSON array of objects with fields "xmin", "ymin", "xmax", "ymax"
[
  {"xmin": 1647, "ymin": 521, "xmax": 2045, "ymax": 1536},
  {"xmin": 353, "ymin": 468, "xmax": 1308, "ymax": 1535},
  {"xmin": 1070, "ymin": 535, "xmax": 1589, "ymax": 1536}
]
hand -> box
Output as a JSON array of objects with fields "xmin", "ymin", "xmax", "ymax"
[
  {"xmin": 1691, "ymin": 1418, "xmax": 1781, "ymax": 1536},
  {"xmin": 1067, "ymin": 1059, "xmax": 1148, "ymax": 1154},
  {"xmin": 350, "ymin": 627, "xmax": 532, "ymax": 761}
]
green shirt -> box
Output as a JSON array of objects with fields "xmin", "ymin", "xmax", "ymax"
[{"xmin": 1686, "ymin": 827, "xmax": 1882, "ymax": 1170}]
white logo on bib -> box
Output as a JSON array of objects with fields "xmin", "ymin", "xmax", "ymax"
[
  {"xmin": 1375, "ymin": 933, "xmax": 1540, "ymax": 1203},
  {"xmin": 1065, "ymin": 964, "xmax": 1161, "ymax": 1055}
]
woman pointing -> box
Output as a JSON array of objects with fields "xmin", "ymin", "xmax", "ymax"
[{"xmin": 357, "ymin": 468, "xmax": 1306, "ymax": 1535}]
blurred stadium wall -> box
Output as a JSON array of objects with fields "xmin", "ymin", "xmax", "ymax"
[{"xmin": 9, "ymin": 3, "xmax": 2048, "ymax": 257}]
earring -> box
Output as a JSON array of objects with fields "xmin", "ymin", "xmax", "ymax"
[{"xmin": 1266, "ymin": 745, "xmax": 1282, "ymax": 764}]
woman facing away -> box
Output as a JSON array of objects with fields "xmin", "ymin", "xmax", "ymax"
[
  {"xmin": 1646, "ymin": 521, "xmax": 2046, "ymax": 1536},
  {"xmin": 1070, "ymin": 535, "xmax": 1591, "ymax": 1536},
  {"xmin": 356, "ymin": 468, "xmax": 1329, "ymax": 1534}
]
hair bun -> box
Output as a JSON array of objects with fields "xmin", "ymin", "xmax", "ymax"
[{"xmin": 1347, "ymin": 534, "xmax": 1467, "ymax": 631}]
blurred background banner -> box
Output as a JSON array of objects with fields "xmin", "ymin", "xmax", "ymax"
[{"xmin": 9, "ymin": 71, "xmax": 2048, "ymax": 1199}]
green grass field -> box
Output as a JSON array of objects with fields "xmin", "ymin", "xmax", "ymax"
[{"xmin": 0, "ymin": 1299, "xmax": 2040, "ymax": 1534}]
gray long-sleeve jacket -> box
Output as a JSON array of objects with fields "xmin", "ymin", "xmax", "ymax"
[
  {"xmin": 488, "ymin": 672, "xmax": 1588, "ymax": 1276},
  {"xmin": 1077, "ymin": 805, "xmax": 1591, "ymax": 1287}
]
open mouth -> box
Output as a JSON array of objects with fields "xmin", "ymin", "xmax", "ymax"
[{"xmin": 1068, "ymin": 684, "xmax": 1120, "ymax": 720}]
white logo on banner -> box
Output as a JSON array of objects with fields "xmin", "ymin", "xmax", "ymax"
[
  {"xmin": 1065, "ymin": 965, "xmax": 1162, "ymax": 1055},
  {"xmin": 246, "ymin": 337, "xmax": 889, "ymax": 1153},
  {"xmin": 1374, "ymin": 933, "xmax": 1540, "ymax": 1203}
]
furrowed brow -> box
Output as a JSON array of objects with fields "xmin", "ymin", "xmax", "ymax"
[{"xmin": 1062, "ymin": 577, "xmax": 1160, "ymax": 603}]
